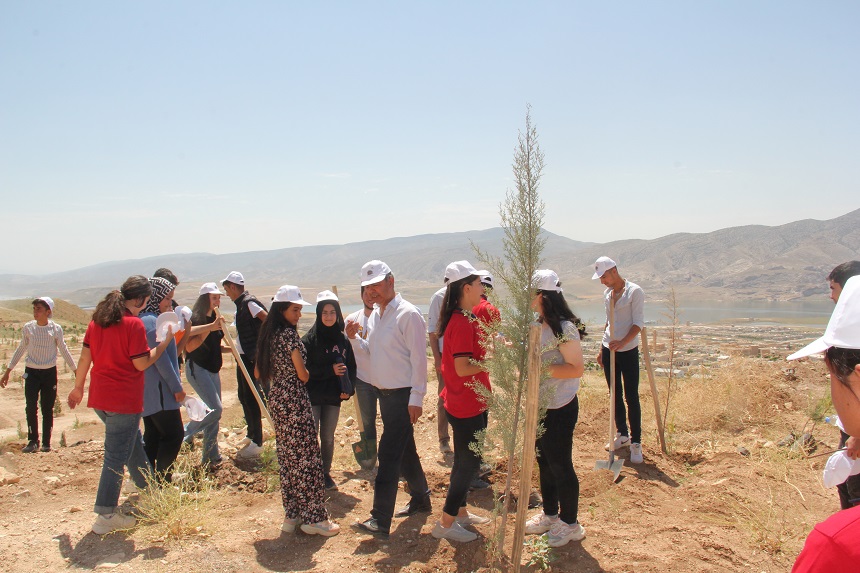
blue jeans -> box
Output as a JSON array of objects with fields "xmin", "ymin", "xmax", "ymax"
[
  {"xmin": 353, "ymin": 378, "xmax": 378, "ymax": 443},
  {"xmin": 184, "ymin": 362, "xmax": 223, "ymax": 465},
  {"xmin": 311, "ymin": 404, "xmax": 341, "ymax": 477},
  {"xmin": 371, "ymin": 386, "xmax": 429, "ymax": 533},
  {"xmin": 94, "ymin": 409, "xmax": 149, "ymax": 514}
]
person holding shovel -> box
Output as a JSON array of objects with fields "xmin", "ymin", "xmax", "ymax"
[
  {"xmin": 593, "ymin": 256, "xmax": 645, "ymax": 464},
  {"xmin": 524, "ymin": 269, "xmax": 588, "ymax": 547},
  {"xmin": 302, "ymin": 290, "xmax": 356, "ymax": 490}
]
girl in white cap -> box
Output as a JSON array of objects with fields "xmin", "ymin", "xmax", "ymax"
[
  {"xmin": 182, "ymin": 283, "xmax": 228, "ymax": 468},
  {"xmin": 255, "ymin": 285, "xmax": 340, "ymax": 537}
]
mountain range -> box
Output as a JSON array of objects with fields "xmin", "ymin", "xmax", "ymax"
[{"xmin": 1, "ymin": 208, "xmax": 858, "ymax": 307}]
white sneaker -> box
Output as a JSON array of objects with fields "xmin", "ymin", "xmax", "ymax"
[
  {"xmin": 300, "ymin": 519, "xmax": 340, "ymax": 537},
  {"xmin": 238, "ymin": 437, "xmax": 252, "ymax": 447},
  {"xmin": 92, "ymin": 512, "xmax": 136, "ymax": 535},
  {"xmin": 455, "ymin": 511, "xmax": 491, "ymax": 526},
  {"xmin": 431, "ymin": 520, "xmax": 478, "ymax": 542},
  {"xmin": 237, "ymin": 442, "xmax": 263, "ymax": 459},
  {"xmin": 630, "ymin": 443, "xmax": 643, "ymax": 464},
  {"xmin": 604, "ymin": 432, "xmax": 631, "ymax": 451},
  {"xmin": 546, "ymin": 520, "xmax": 586, "ymax": 547},
  {"xmin": 281, "ymin": 517, "xmax": 301, "ymax": 533},
  {"xmin": 524, "ymin": 512, "xmax": 559, "ymax": 535}
]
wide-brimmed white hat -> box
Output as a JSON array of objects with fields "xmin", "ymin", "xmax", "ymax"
[
  {"xmin": 533, "ymin": 269, "xmax": 563, "ymax": 293},
  {"xmin": 221, "ymin": 271, "xmax": 245, "ymax": 286},
  {"xmin": 592, "ymin": 256, "xmax": 617, "ymax": 280},
  {"xmin": 272, "ymin": 285, "xmax": 312, "ymax": 306},
  {"xmin": 199, "ymin": 282, "xmax": 225, "ymax": 296},
  {"xmin": 788, "ymin": 275, "xmax": 860, "ymax": 360},
  {"xmin": 360, "ymin": 260, "xmax": 392, "ymax": 286},
  {"xmin": 316, "ymin": 290, "xmax": 339, "ymax": 303},
  {"xmin": 444, "ymin": 260, "xmax": 490, "ymax": 284}
]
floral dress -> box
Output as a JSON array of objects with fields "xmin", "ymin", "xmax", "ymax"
[{"xmin": 268, "ymin": 327, "xmax": 328, "ymax": 524}]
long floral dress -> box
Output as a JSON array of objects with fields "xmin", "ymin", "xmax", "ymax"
[{"xmin": 268, "ymin": 326, "xmax": 328, "ymax": 524}]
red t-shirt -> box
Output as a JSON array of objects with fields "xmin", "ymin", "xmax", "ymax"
[
  {"xmin": 440, "ymin": 310, "xmax": 491, "ymax": 418},
  {"xmin": 473, "ymin": 297, "xmax": 501, "ymax": 326},
  {"xmin": 792, "ymin": 505, "xmax": 860, "ymax": 572},
  {"xmin": 83, "ymin": 314, "xmax": 150, "ymax": 414}
]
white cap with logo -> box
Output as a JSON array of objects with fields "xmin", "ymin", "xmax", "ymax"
[
  {"xmin": 316, "ymin": 290, "xmax": 339, "ymax": 303},
  {"xmin": 221, "ymin": 271, "xmax": 245, "ymax": 286},
  {"xmin": 273, "ymin": 285, "xmax": 312, "ymax": 306},
  {"xmin": 199, "ymin": 282, "xmax": 225, "ymax": 296},
  {"xmin": 592, "ymin": 256, "xmax": 617, "ymax": 280},
  {"xmin": 444, "ymin": 260, "xmax": 490, "ymax": 284},
  {"xmin": 789, "ymin": 275, "xmax": 860, "ymax": 360},
  {"xmin": 33, "ymin": 297, "xmax": 55, "ymax": 312},
  {"xmin": 360, "ymin": 260, "xmax": 392, "ymax": 287},
  {"xmin": 533, "ymin": 269, "xmax": 563, "ymax": 293}
]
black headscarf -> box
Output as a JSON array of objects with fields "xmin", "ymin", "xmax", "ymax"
[
  {"xmin": 142, "ymin": 277, "xmax": 175, "ymax": 315},
  {"xmin": 303, "ymin": 298, "xmax": 345, "ymax": 348}
]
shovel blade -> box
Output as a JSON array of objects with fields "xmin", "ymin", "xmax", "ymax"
[
  {"xmin": 594, "ymin": 458, "xmax": 624, "ymax": 481},
  {"xmin": 351, "ymin": 432, "xmax": 377, "ymax": 469}
]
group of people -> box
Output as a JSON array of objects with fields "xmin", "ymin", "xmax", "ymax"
[{"xmin": 3, "ymin": 256, "xmax": 650, "ymax": 546}]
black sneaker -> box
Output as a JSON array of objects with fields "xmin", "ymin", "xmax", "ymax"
[
  {"xmin": 469, "ymin": 477, "xmax": 490, "ymax": 490},
  {"xmin": 22, "ymin": 441, "xmax": 39, "ymax": 453},
  {"xmin": 354, "ymin": 517, "xmax": 389, "ymax": 538},
  {"xmin": 324, "ymin": 475, "xmax": 337, "ymax": 490},
  {"xmin": 40, "ymin": 444, "xmax": 51, "ymax": 452},
  {"xmin": 395, "ymin": 494, "xmax": 432, "ymax": 517}
]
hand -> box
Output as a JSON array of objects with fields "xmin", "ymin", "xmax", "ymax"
[
  {"xmin": 339, "ymin": 393, "xmax": 350, "ymax": 400},
  {"xmin": 163, "ymin": 325, "xmax": 175, "ymax": 343},
  {"xmin": 0, "ymin": 370, "xmax": 9, "ymax": 388},
  {"xmin": 596, "ymin": 352, "xmax": 603, "ymax": 367},
  {"xmin": 68, "ymin": 387, "xmax": 84, "ymax": 409},
  {"xmin": 333, "ymin": 363, "xmax": 347, "ymax": 376},
  {"xmin": 608, "ymin": 340, "xmax": 623, "ymax": 352},
  {"xmin": 847, "ymin": 436, "xmax": 860, "ymax": 460},
  {"xmin": 345, "ymin": 320, "xmax": 360, "ymax": 339},
  {"xmin": 408, "ymin": 405, "xmax": 422, "ymax": 424},
  {"xmin": 175, "ymin": 391, "xmax": 187, "ymax": 402}
]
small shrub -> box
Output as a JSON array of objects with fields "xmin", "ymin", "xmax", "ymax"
[
  {"xmin": 16, "ymin": 421, "xmax": 24, "ymax": 440},
  {"xmin": 524, "ymin": 534, "xmax": 555, "ymax": 570},
  {"xmin": 53, "ymin": 397, "xmax": 62, "ymax": 417},
  {"xmin": 60, "ymin": 431, "xmax": 67, "ymax": 448}
]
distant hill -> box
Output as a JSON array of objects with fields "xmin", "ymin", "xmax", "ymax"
[{"xmin": 0, "ymin": 209, "xmax": 858, "ymax": 306}]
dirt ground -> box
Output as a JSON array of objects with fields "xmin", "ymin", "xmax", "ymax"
[{"xmin": 0, "ymin": 318, "xmax": 841, "ymax": 573}]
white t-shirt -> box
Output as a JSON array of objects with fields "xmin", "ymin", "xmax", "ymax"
[{"xmin": 540, "ymin": 320, "xmax": 581, "ymax": 410}]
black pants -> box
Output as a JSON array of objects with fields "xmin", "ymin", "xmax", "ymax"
[
  {"xmin": 536, "ymin": 396, "xmax": 580, "ymax": 525},
  {"xmin": 143, "ymin": 408, "xmax": 184, "ymax": 483},
  {"xmin": 601, "ymin": 346, "xmax": 642, "ymax": 444},
  {"xmin": 25, "ymin": 367, "xmax": 57, "ymax": 446},
  {"xmin": 443, "ymin": 410, "xmax": 487, "ymax": 517},
  {"xmin": 237, "ymin": 354, "xmax": 264, "ymax": 446}
]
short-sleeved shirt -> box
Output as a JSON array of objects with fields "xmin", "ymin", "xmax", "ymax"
[
  {"xmin": 440, "ymin": 310, "xmax": 490, "ymax": 418},
  {"xmin": 83, "ymin": 314, "xmax": 150, "ymax": 414},
  {"xmin": 792, "ymin": 505, "xmax": 860, "ymax": 572},
  {"xmin": 540, "ymin": 320, "xmax": 581, "ymax": 410},
  {"xmin": 602, "ymin": 280, "xmax": 645, "ymax": 352}
]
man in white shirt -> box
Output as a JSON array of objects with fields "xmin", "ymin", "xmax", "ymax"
[
  {"xmin": 593, "ymin": 256, "xmax": 645, "ymax": 464},
  {"xmin": 345, "ymin": 285, "xmax": 378, "ymax": 469},
  {"xmin": 427, "ymin": 276, "xmax": 452, "ymax": 454},
  {"xmin": 347, "ymin": 260, "xmax": 430, "ymax": 538},
  {"xmin": 222, "ymin": 271, "xmax": 269, "ymax": 459}
]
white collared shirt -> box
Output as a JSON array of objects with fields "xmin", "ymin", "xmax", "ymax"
[
  {"xmin": 601, "ymin": 280, "xmax": 645, "ymax": 352},
  {"xmin": 350, "ymin": 293, "xmax": 427, "ymax": 407},
  {"xmin": 427, "ymin": 285, "xmax": 447, "ymax": 350},
  {"xmin": 345, "ymin": 308, "xmax": 372, "ymax": 382}
]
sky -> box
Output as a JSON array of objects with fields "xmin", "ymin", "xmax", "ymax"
[{"xmin": 1, "ymin": 2, "xmax": 858, "ymax": 274}]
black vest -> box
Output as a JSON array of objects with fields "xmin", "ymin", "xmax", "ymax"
[{"xmin": 235, "ymin": 291, "xmax": 266, "ymax": 359}]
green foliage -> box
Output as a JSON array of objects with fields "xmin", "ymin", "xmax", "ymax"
[
  {"xmin": 60, "ymin": 431, "xmax": 67, "ymax": 448},
  {"xmin": 524, "ymin": 534, "xmax": 555, "ymax": 570},
  {"xmin": 53, "ymin": 396, "xmax": 62, "ymax": 417},
  {"xmin": 16, "ymin": 421, "xmax": 24, "ymax": 440},
  {"xmin": 258, "ymin": 439, "xmax": 280, "ymax": 493}
]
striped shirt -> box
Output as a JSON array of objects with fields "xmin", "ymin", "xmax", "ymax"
[{"xmin": 7, "ymin": 320, "xmax": 77, "ymax": 371}]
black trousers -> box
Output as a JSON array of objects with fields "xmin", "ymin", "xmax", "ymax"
[
  {"xmin": 601, "ymin": 346, "xmax": 642, "ymax": 444},
  {"xmin": 24, "ymin": 367, "xmax": 57, "ymax": 446},
  {"xmin": 237, "ymin": 354, "xmax": 265, "ymax": 446},
  {"xmin": 143, "ymin": 408, "xmax": 185, "ymax": 483},
  {"xmin": 536, "ymin": 396, "xmax": 580, "ymax": 524}
]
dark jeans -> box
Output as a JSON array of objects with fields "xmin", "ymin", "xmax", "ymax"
[
  {"xmin": 371, "ymin": 386, "xmax": 429, "ymax": 532},
  {"xmin": 143, "ymin": 408, "xmax": 184, "ymax": 483},
  {"xmin": 838, "ymin": 430, "xmax": 860, "ymax": 509},
  {"xmin": 536, "ymin": 396, "xmax": 580, "ymax": 525},
  {"xmin": 24, "ymin": 367, "xmax": 57, "ymax": 446},
  {"xmin": 311, "ymin": 404, "xmax": 341, "ymax": 477},
  {"xmin": 443, "ymin": 409, "xmax": 487, "ymax": 517},
  {"xmin": 601, "ymin": 346, "xmax": 642, "ymax": 444},
  {"xmin": 354, "ymin": 378, "xmax": 378, "ymax": 443},
  {"xmin": 237, "ymin": 354, "xmax": 264, "ymax": 446}
]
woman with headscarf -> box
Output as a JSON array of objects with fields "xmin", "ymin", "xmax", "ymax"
[
  {"xmin": 138, "ymin": 277, "xmax": 186, "ymax": 483},
  {"xmin": 301, "ymin": 290, "xmax": 356, "ymax": 490}
]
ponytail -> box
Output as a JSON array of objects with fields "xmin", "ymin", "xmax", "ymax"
[{"xmin": 92, "ymin": 275, "xmax": 152, "ymax": 327}]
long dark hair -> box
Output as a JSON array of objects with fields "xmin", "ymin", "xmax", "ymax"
[
  {"xmin": 538, "ymin": 288, "xmax": 588, "ymax": 340},
  {"xmin": 191, "ymin": 293, "xmax": 213, "ymax": 325},
  {"xmin": 826, "ymin": 346, "xmax": 860, "ymax": 386},
  {"xmin": 255, "ymin": 301, "xmax": 297, "ymax": 383},
  {"xmin": 437, "ymin": 275, "xmax": 478, "ymax": 336},
  {"xmin": 92, "ymin": 275, "xmax": 152, "ymax": 328}
]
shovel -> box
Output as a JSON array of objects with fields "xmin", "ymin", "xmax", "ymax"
[
  {"xmin": 350, "ymin": 395, "xmax": 377, "ymax": 470},
  {"xmin": 595, "ymin": 295, "xmax": 624, "ymax": 481}
]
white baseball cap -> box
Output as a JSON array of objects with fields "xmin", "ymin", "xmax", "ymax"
[
  {"xmin": 533, "ymin": 269, "xmax": 563, "ymax": 293},
  {"xmin": 221, "ymin": 271, "xmax": 245, "ymax": 286},
  {"xmin": 272, "ymin": 285, "xmax": 312, "ymax": 306},
  {"xmin": 32, "ymin": 296, "xmax": 54, "ymax": 312},
  {"xmin": 360, "ymin": 260, "xmax": 392, "ymax": 286},
  {"xmin": 481, "ymin": 274, "xmax": 495, "ymax": 289},
  {"xmin": 788, "ymin": 275, "xmax": 860, "ymax": 360},
  {"xmin": 592, "ymin": 256, "xmax": 617, "ymax": 280},
  {"xmin": 199, "ymin": 282, "xmax": 225, "ymax": 296},
  {"xmin": 174, "ymin": 305, "xmax": 192, "ymax": 329},
  {"xmin": 444, "ymin": 260, "xmax": 490, "ymax": 284},
  {"xmin": 316, "ymin": 290, "xmax": 339, "ymax": 303}
]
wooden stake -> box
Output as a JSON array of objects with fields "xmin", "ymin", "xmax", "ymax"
[
  {"xmin": 512, "ymin": 323, "xmax": 543, "ymax": 573},
  {"xmin": 640, "ymin": 327, "xmax": 667, "ymax": 454}
]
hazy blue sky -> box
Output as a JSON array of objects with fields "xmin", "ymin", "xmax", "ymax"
[{"xmin": 2, "ymin": 2, "xmax": 858, "ymax": 274}]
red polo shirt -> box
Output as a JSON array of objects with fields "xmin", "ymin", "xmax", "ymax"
[
  {"xmin": 440, "ymin": 311, "xmax": 490, "ymax": 418},
  {"xmin": 83, "ymin": 313, "xmax": 150, "ymax": 414},
  {"xmin": 792, "ymin": 505, "xmax": 860, "ymax": 572}
]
